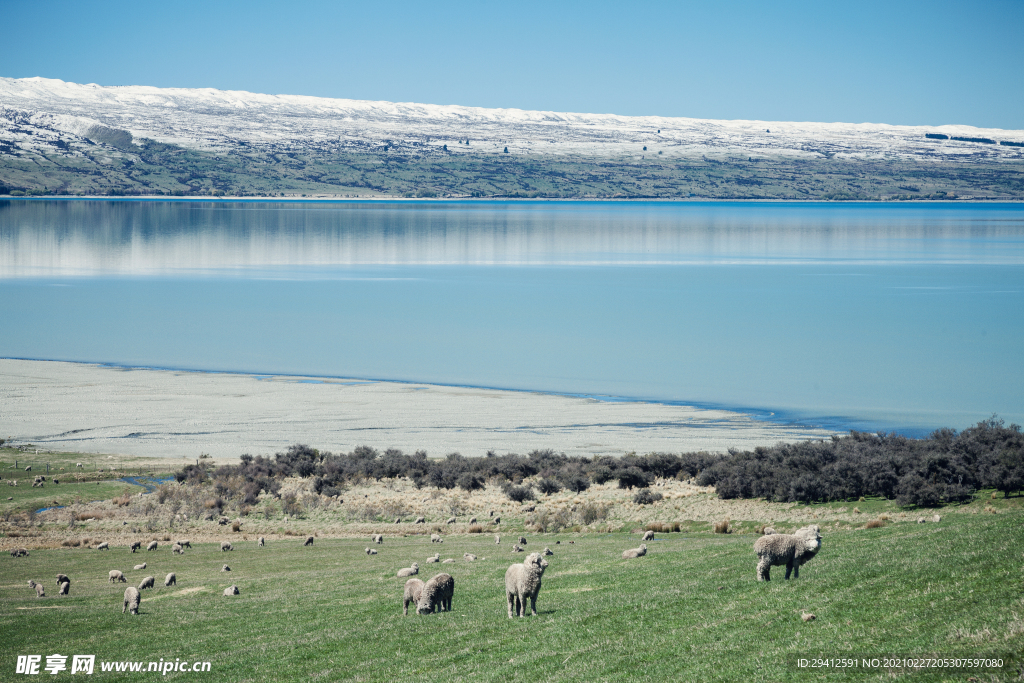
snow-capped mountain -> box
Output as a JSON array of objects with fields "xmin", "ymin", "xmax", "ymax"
[{"xmin": 3, "ymin": 76, "xmax": 1022, "ymax": 161}]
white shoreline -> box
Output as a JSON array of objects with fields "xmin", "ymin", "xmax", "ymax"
[{"xmin": 0, "ymin": 359, "xmax": 836, "ymax": 459}]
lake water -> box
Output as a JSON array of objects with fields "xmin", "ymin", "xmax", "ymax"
[{"xmin": 1, "ymin": 199, "xmax": 1022, "ymax": 436}]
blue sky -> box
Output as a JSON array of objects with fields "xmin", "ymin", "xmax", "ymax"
[{"xmin": 3, "ymin": 0, "xmax": 1022, "ymax": 129}]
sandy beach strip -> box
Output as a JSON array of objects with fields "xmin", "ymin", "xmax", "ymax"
[{"xmin": 0, "ymin": 359, "xmax": 835, "ymax": 459}]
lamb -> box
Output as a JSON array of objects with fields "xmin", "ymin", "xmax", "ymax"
[
  {"xmin": 932, "ymin": 515, "xmax": 941, "ymax": 523},
  {"xmin": 753, "ymin": 524, "xmax": 822, "ymax": 581},
  {"xmin": 164, "ymin": 573, "xmax": 176, "ymax": 587},
  {"xmin": 641, "ymin": 530, "xmax": 655, "ymax": 541},
  {"xmin": 414, "ymin": 516, "xmax": 425, "ymax": 524},
  {"xmin": 58, "ymin": 581, "xmax": 69, "ymax": 596},
  {"xmin": 495, "ymin": 535, "xmax": 500, "ymax": 544},
  {"xmin": 493, "ymin": 517, "xmax": 501, "ymax": 525},
  {"xmin": 446, "ymin": 517, "xmax": 456, "ymax": 525},
  {"xmin": 442, "ymin": 558, "xmax": 455, "ymax": 563},
  {"xmin": 221, "ymin": 565, "xmax": 231, "ymax": 572},
  {"xmin": 55, "ymin": 574, "xmax": 70, "ymax": 587},
  {"xmin": 96, "ymin": 542, "xmax": 109, "ymax": 550},
  {"xmin": 372, "ymin": 534, "xmax": 383, "ymax": 544},
  {"xmin": 511, "ymin": 544, "xmax": 524, "ymax": 553},
  {"xmin": 304, "ymin": 536, "xmax": 314, "ymax": 546},
  {"xmin": 130, "ymin": 541, "xmax": 142, "ymax": 553},
  {"xmin": 223, "ymin": 585, "xmax": 239, "ymax": 596},
  {"xmin": 396, "ymin": 562, "xmax": 419, "ymax": 578},
  {"xmin": 403, "ymin": 578, "xmax": 425, "ymax": 615},
  {"xmin": 258, "ymin": 537, "xmax": 265, "ymax": 547},
  {"xmin": 762, "ymin": 527, "xmax": 777, "ymax": 535},
  {"xmin": 172, "ymin": 544, "xmax": 184, "ymax": 555},
  {"xmin": 416, "ymin": 573, "xmax": 455, "ymax": 614},
  {"xmin": 622, "ymin": 544, "xmax": 648, "ymax": 559},
  {"xmin": 28, "ymin": 580, "xmax": 45, "ymax": 598},
  {"xmin": 394, "ymin": 517, "xmax": 401, "ymax": 524},
  {"xmin": 134, "ymin": 563, "xmax": 147, "ymax": 570},
  {"xmin": 469, "ymin": 517, "xmax": 477, "ymax": 524},
  {"xmin": 542, "ymin": 548, "xmax": 554, "ymax": 556},
  {"xmin": 146, "ymin": 541, "xmax": 158, "ymax": 551},
  {"xmin": 365, "ymin": 547, "xmax": 377, "ymax": 555},
  {"xmin": 108, "ymin": 570, "xmax": 127, "ymax": 583},
  {"xmin": 430, "ymin": 534, "xmax": 443, "ymax": 543},
  {"xmin": 220, "ymin": 542, "xmax": 233, "ymax": 551},
  {"xmin": 138, "ymin": 576, "xmax": 155, "ymax": 590},
  {"xmin": 123, "ymin": 587, "xmax": 140, "ymax": 614},
  {"xmin": 505, "ymin": 552, "xmax": 548, "ymax": 618},
  {"xmin": 426, "ymin": 553, "xmax": 440, "ymax": 563},
  {"xmin": 517, "ymin": 536, "xmax": 527, "ymax": 545},
  {"xmin": 463, "ymin": 553, "xmax": 478, "ymax": 561},
  {"xmin": 176, "ymin": 540, "xmax": 192, "ymax": 549}
]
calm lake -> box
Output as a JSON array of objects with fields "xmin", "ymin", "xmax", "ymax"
[{"xmin": 1, "ymin": 199, "xmax": 1022, "ymax": 435}]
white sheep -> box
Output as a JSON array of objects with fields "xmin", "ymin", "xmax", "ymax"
[
  {"xmin": 469, "ymin": 517, "xmax": 477, "ymax": 524},
  {"xmin": 753, "ymin": 524, "xmax": 822, "ymax": 581},
  {"xmin": 372, "ymin": 534, "xmax": 383, "ymax": 544},
  {"xmin": 396, "ymin": 562, "xmax": 419, "ymax": 578},
  {"xmin": 426, "ymin": 553, "xmax": 440, "ymax": 563},
  {"xmin": 495, "ymin": 535, "xmax": 500, "ymax": 544},
  {"xmin": 138, "ymin": 576, "xmax": 155, "ymax": 590},
  {"xmin": 123, "ymin": 586, "xmax": 140, "ymax": 614},
  {"xmin": 176, "ymin": 540, "xmax": 192, "ymax": 549},
  {"xmin": 403, "ymin": 578, "xmax": 425, "ymax": 615},
  {"xmin": 96, "ymin": 542, "xmax": 109, "ymax": 551},
  {"xmin": 58, "ymin": 581, "xmax": 69, "ymax": 596},
  {"xmin": 430, "ymin": 534, "xmax": 443, "ymax": 543},
  {"xmin": 28, "ymin": 580, "xmax": 45, "ymax": 598},
  {"xmin": 505, "ymin": 552, "xmax": 548, "ymax": 618},
  {"xmin": 464, "ymin": 553, "xmax": 478, "ymax": 561},
  {"xmin": 130, "ymin": 541, "xmax": 141, "ymax": 553},
  {"xmin": 304, "ymin": 536, "xmax": 314, "ymax": 546},
  {"xmin": 222, "ymin": 565, "xmax": 231, "ymax": 572},
  {"xmin": 172, "ymin": 543, "xmax": 184, "ymax": 555},
  {"xmin": 622, "ymin": 544, "xmax": 648, "ymax": 559},
  {"xmin": 518, "ymin": 536, "xmax": 527, "ymax": 545},
  {"xmin": 223, "ymin": 585, "xmax": 239, "ymax": 596},
  {"xmin": 108, "ymin": 570, "xmax": 127, "ymax": 583},
  {"xmin": 365, "ymin": 547, "xmax": 377, "ymax": 555},
  {"xmin": 641, "ymin": 530, "xmax": 654, "ymax": 541},
  {"xmin": 258, "ymin": 537, "xmax": 265, "ymax": 547},
  {"xmin": 414, "ymin": 516, "xmax": 425, "ymax": 524},
  {"xmin": 146, "ymin": 541, "xmax": 158, "ymax": 551},
  {"xmin": 442, "ymin": 558, "xmax": 455, "ymax": 563},
  {"xmin": 220, "ymin": 542, "xmax": 233, "ymax": 552},
  {"xmin": 134, "ymin": 563, "xmax": 147, "ymax": 571},
  {"xmin": 542, "ymin": 548, "xmax": 553, "ymax": 556},
  {"xmin": 164, "ymin": 573, "xmax": 176, "ymax": 587},
  {"xmin": 446, "ymin": 517, "xmax": 456, "ymax": 525},
  {"xmin": 55, "ymin": 574, "xmax": 70, "ymax": 588},
  {"xmin": 416, "ymin": 573, "xmax": 455, "ymax": 614}
]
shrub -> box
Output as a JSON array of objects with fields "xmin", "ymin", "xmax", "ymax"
[
  {"xmin": 231, "ymin": 521, "xmax": 241, "ymax": 532},
  {"xmin": 712, "ymin": 519, "xmax": 730, "ymax": 534},
  {"xmin": 537, "ymin": 478, "xmax": 562, "ymax": 495},
  {"xmin": 468, "ymin": 524, "xmax": 483, "ymax": 533},
  {"xmin": 458, "ymin": 473, "xmax": 484, "ymax": 491},
  {"xmin": 282, "ymin": 494, "xmax": 302, "ymax": 517},
  {"xmin": 618, "ymin": 467, "xmax": 651, "ymax": 490},
  {"xmin": 865, "ymin": 519, "xmax": 886, "ymax": 529},
  {"xmin": 591, "ymin": 466, "xmax": 615, "ymax": 485},
  {"xmin": 632, "ymin": 488, "xmax": 663, "ymax": 505},
  {"xmin": 562, "ymin": 475, "xmax": 590, "ymax": 493},
  {"xmin": 503, "ymin": 484, "xmax": 536, "ymax": 503},
  {"xmin": 576, "ymin": 502, "xmax": 609, "ymax": 525}
]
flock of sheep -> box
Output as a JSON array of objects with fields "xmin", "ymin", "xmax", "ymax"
[{"xmin": 13, "ymin": 522, "xmax": 825, "ymax": 618}]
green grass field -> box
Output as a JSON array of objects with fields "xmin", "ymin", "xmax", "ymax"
[{"xmin": 3, "ymin": 508, "xmax": 1021, "ymax": 681}]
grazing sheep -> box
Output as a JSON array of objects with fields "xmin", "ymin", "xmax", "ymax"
[
  {"xmin": 164, "ymin": 573, "xmax": 176, "ymax": 587},
  {"xmin": 28, "ymin": 580, "xmax": 46, "ymax": 598},
  {"xmin": 426, "ymin": 553, "xmax": 440, "ymax": 563},
  {"xmin": 495, "ymin": 535, "xmax": 500, "ymax": 544},
  {"xmin": 511, "ymin": 545, "xmax": 524, "ymax": 553},
  {"xmin": 464, "ymin": 553, "xmax": 478, "ymax": 561},
  {"xmin": 58, "ymin": 581, "xmax": 69, "ymax": 596},
  {"xmin": 123, "ymin": 587, "xmax": 140, "ymax": 614},
  {"xmin": 518, "ymin": 536, "xmax": 527, "ymax": 545},
  {"xmin": 416, "ymin": 573, "xmax": 455, "ymax": 614},
  {"xmin": 96, "ymin": 542, "xmax": 109, "ymax": 551},
  {"xmin": 446, "ymin": 517, "xmax": 456, "ymax": 525},
  {"xmin": 542, "ymin": 548, "xmax": 553, "ymax": 556},
  {"xmin": 223, "ymin": 585, "xmax": 239, "ymax": 596},
  {"xmin": 917, "ymin": 517, "xmax": 926, "ymax": 524},
  {"xmin": 430, "ymin": 534, "xmax": 443, "ymax": 544},
  {"xmin": 76, "ymin": 463, "xmax": 83, "ymax": 468},
  {"xmin": 371, "ymin": 534, "xmax": 383, "ymax": 544},
  {"xmin": 172, "ymin": 544, "xmax": 183, "ymax": 555},
  {"xmin": 222, "ymin": 565, "xmax": 231, "ymax": 572},
  {"xmin": 25, "ymin": 465, "xmax": 31, "ymax": 471},
  {"xmin": 176, "ymin": 540, "xmax": 192, "ymax": 549},
  {"xmin": 753, "ymin": 524, "xmax": 822, "ymax": 581},
  {"xmin": 220, "ymin": 542, "xmax": 233, "ymax": 552},
  {"xmin": 442, "ymin": 558, "xmax": 455, "ymax": 563},
  {"xmin": 622, "ymin": 544, "xmax": 648, "ymax": 559},
  {"xmin": 403, "ymin": 578, "xmax": 425, "ymax": 615},
  {"xmin": 469, "ymin": 517, "xmax": 477, "ymax": 524},
  {"xmin": 108, "ymin": 570, "xmax": 127, "ymax": 583},
  {"xmin": 932, "ymin": 515, "xmax": 941, "ymax": 523},
  {"xmin": 395, "ymin": 517, "xmax": 401, "ymax": 524},
  {"xmin": 505, "ymin": 552, "xmax": 549, "ymax": 618},
  {"xmin": 146, "ymin": 541, "xmax": 158, "ymax": 551},
  {"xmin": 493, "ymin": 517, "xmax": 501, "ymax": 525},
  {"xmin": 802, "ymin": 611, "xmax": 816, "ymax": 622},
  {"xmin": 258, "ymin": 537, "xmax": 265, "ymax": 547},
  {"xmin": 130, "ymin": 541, "xmax": 141, "ymax": 553},
  {"xmin": 365, "ymin": 548, "xmax": 378, "ymax": 555},
  {"xmin": 489, "ymin": 510, "xmax": 494, "ymax": 517},
  {"xmin": 134, "ymin": 563, "xmax": 147, "ymax": 570},
  {"xmin": 304, "ymin": 536, "xmax": 314, "ymax": 546},
  {"xmin": 641, "ymin": 530, "xmax": 655, "ymax": 542},
  {"xmin": 138, "ymin": 576, "xmax": 155, "ymax": 591},
  {"xmin": 397, "ymin": 562, "xmax": 419, "ymax": 578},
  {"xmin": 414, "ymin": 517, "xmax": 425, "ymax": 524},
  {"xmin": 55, "ymin": 574, "xmax": 70, "ymax": 587}
]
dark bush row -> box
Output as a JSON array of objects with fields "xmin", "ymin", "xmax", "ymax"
[{"xmin": 176, "ymin": 417, "xmax": 1024, "ymax": 508}]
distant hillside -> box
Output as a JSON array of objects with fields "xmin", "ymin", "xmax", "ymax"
[{"xmin": 2, "ymin": 77, "xmax": 1023, "ymax": 199}]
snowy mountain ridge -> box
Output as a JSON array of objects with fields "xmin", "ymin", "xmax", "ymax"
[{"xmin": 3, "ymin": 76, "xmax": 1023, "ymax": 161}]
